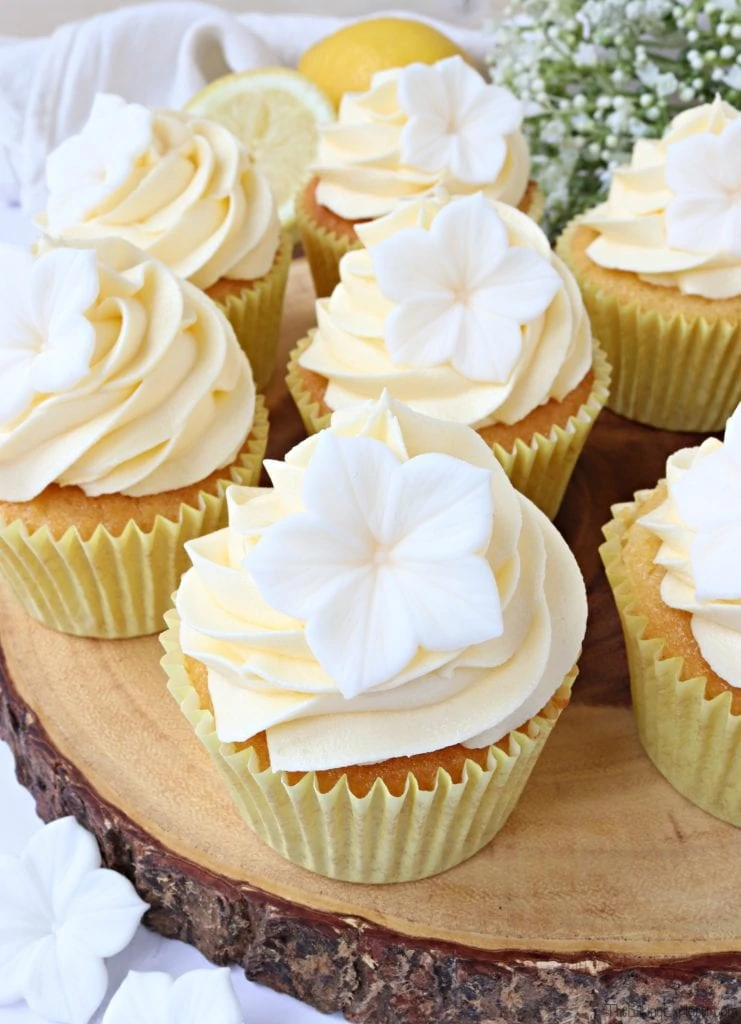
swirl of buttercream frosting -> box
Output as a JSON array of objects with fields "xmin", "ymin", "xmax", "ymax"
[
  {"xmin": 312, "ymin": 57, "xmax": 530, "ymax": 221},
  {"xmin": 299, "ymin": 193, "xmax": 592, "ymax": 428},
  {"xmin": 0, "ymin": 238, "xmax": 255, "ymax": 502},
  {"xmin": 38, "ymin": 94, "xmax": 280, "ymax": 290},
  {"xmin": 581, "ymin": 97, "xmax": 741, "ymax": 300},
  {"xmin": 175, "ymin": 392, "xmax": 587, "ymax": 772},
  {"xmin": 640, "ymin": 404, "xmax": 741, "ymax": 688}
]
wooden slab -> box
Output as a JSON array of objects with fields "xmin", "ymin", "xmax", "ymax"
[{"xmin": 2, "ymin": 260, "xmax": 741, "ymax": 1024}]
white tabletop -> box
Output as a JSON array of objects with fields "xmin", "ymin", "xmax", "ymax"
[{"xmin": 0, "ymin": 202, "xmax": 337, "ymax": 1024}]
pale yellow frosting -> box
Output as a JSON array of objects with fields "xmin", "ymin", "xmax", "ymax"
[
  {"xmin": 299, "ymin": 196, "xmax": 592, "ymax": 428},
  {"xmin": 313, "ymin": 66, "xmax": 530, "ymax": 221},
  {"xmin": 582, "ymin": 98, "xmax": 741, "ymax": 299},
  {"xmin": 640, "ymin": 415, "xmax": 741, "ymax": 688},
  {"xmin": 0, "ymin": 239, "xmax": 255, "ymax": 502},
  {"xmin": 39, "ymin": 97, "xmax": 280, "ymax": 290},
  {"xmin": 176, "ymin": 394, "xmax": 587, "ymax": 772}
]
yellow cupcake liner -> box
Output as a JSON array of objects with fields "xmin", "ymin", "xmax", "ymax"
[
  {"xmin": 287, "ymin": 336, "xmax": 610, "ymax": 521},
  {"xmin": 295, "ymin": 185, "xmax": 359, "ymax": 300},
  {"xmin": 522, "ymin": 183, "xmax": 545, "ymax": 225},
  {"xmin": 557, "ymin": 219, "xmax": 741, "ymax": 432},
  {"xmin": 0, "ymin": 400, "xmax": 268, "ymax": 640},
  {"xmin": 210, "ymin": 233, "xmax": 292, "ymax": 391},
  {"xmin": 162, "ymin": 609, "xmax": 577, "ymax": 883},
  {"xmin": 601, "ymin": 495, "xmax": 741, "ymax": 826}
]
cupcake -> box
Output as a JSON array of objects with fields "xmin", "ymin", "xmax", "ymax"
[
  {"xmin": 297, "ymin": 55, "xmax": 542, "ymax": 298},
  {"xmin": 36, "ymin": 93, "xmax": 291, "ymax": 389},
  {"xmin": 602, "ymin": 403, "xmax": 741, "ymax": 825},
  {"xmin": 163, "ymin": 392, "xmax": 588, "ymax": 883},
  {"xmin": 0, "ymin": 239, "xmax": 267, "ymax": 639},
  {"xmin": 558, "ymin": 97, "xmax": 741, "ymax": 431},
  {"xmin": 289, "ymin": 191, "xmax": 610, "ymax": 519}
]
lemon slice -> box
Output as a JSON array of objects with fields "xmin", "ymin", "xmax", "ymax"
[{"xmin": 186, "ymin": 69, "xmax": 335, "ymax": 231}]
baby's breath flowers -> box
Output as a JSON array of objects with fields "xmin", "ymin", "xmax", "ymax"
[{"xmin": 488, "ymin": 0, "xmax": 741, "ymax": 237}]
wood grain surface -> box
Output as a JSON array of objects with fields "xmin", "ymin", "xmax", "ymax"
[{"xmin": 1, "ymin": 260, "xmax": 738, "ymax": 1024}]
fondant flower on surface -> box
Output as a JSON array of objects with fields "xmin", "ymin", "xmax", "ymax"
[
  {"xmin": 103, "ymin": 968, "xmax": 243, "ymax": 1024},
  {"xmin": 0, "ymin": 816, "xmax": 148, "ymax": 1024},
  {"xmin": 0, "ymin": 245, "xmax": 100, "ymax": 426},
  {"xmin": 397, "ymin": 56, "xmax": 522, "ymax": 185},
  {"xmin": 671, "ymin": 404, "xmax": 741, "ymax": 602},
  {"xmin": 665, "ymin": 119, "xmax": 741, "ymax": 258},
  {"xmin": 46, "ymin": 93, "xmax": 153, "ymax": 233},
  {"xmin": 247, "ymin": 430, "xmax": 503, "ymax": 697},
  {"xmin": 371, "ymin": 193, "xmax": 562, "ymax": 383}
]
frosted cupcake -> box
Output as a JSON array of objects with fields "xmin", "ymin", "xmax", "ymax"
[
  {"xmin": 558, "ymin": 97, "xmax": 741, "ymax": 431},
  {"xmin": 297, "ymin": 55, "xmax": 542, "ymax": 297},
  {"xmin": 0, "ymin": 239, "xmax": 267, "ymax": 639},
  {"xmin": 163, "ymin": 392, "xmax": 587, "ymax": 883},
  {"xmin": 37, "ymin": 93, "xmax": 290, "ymax": 389},
  {"xmin": 289, "ymin": 191, "xmax": 610, "ymax": 519},
  {"xmin": 602, "ymin": 403, "xmax": 741, "ymax": 824}
]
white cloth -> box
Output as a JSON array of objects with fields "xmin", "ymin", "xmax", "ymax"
[{"xmin": 0, "ymin": 2, "xmax": 488, "ymax": 215}]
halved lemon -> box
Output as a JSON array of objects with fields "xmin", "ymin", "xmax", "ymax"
[{"xmin": 186, "ymin": 69, "xmax": 335, "ymax": 231}]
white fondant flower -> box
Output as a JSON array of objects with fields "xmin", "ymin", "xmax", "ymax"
[
  {"xmin": 103, "ymin": 969, "xmax": 243, "ymax": 1024},
  {"xmin": 0, "ymin": 245, "xmax": 100, "ymax": 426},
  {"xmin": 672, "ymin": 404, "xmax": 741, "ymax": 602},
  {"xmin": 371, "ymin": 193, "xmax": 562, "ymax": 383},
  {"xmin": 665, "ymin": 119, "xmax": 741, "ymax": 258},
  {"xmin": 397, "ymin": 56, "xmax": 522, "ymax": 185},
  {"xmin": 246, "ymin": 430, "xmax": 503, "ymax": 697},
  {"xmin": 0, "ymin": 816, "xmax": 148, "ymax": 1024},
  {"xmin": 46, "ymin": 93, "xmax": 153, "ymax": 233}
]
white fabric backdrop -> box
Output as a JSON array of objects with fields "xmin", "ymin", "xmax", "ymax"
[{"xmin": 0, "ymin": 2, "xmax": 492, "ymax": 214}]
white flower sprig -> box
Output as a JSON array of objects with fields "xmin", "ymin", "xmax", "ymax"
[{"xmin": 487, "ymin": 0, "xmax": 741, "ymax": 236}]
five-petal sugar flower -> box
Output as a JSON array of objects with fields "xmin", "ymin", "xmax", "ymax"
[
  {"xmin": 46, "ymin": 93, "xmax": 154, "ymax": 234},
  {"xmin": 247, "ymin": 429, "xmax": 503, "ymax": 697},
  {"xmin": 0, "ymin": 816, "xmax": 147, "ymax": 1024},
  {"xmin": 176, "ymin": 392, "xmax": 589, "ymax": 771},
  {"xmin": 0, "ymin": 245, "xmax": 99, "ymax": 425},
  {"xmin": 103, "ymin": 968, "xmax": 243, "ymax": 1024},
  {"xmin": 398, "ymin": 56, "xmax": 523, "ymax": 186},
  {"xmin": 371, "ymin": 192, "xmax": 562, "ymax": 383},
  {"xmin": 665, "ymin": 119, "xmax": 741, "ymax": 259}
]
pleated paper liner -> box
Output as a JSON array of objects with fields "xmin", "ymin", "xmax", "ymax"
[
  {"xmin": 557, "ymin": 219, "xmax": 741, "ymax": 432},
  {"xmin": 0, "ymin": 399, "xmax": 269, "ymax": 641},
  {"xmin": 207, "ymin": 233, "xmax": 292, "ymax": 391},
  {"xmin": 286, "ymin": 337, "xmax": 611, "ymax": 520},
  {"xmin": 162, "ymin": 608, "xmax": 577, "ymax": 883},
  {"xmin": 295, "ymin": 183, "xmax": 359, "ymax": 300},
  {"xmin": 296, "ymin": 182, "xmax": 547, "ymax": 303},
  {"xmin": 601, "ymin": 493, "xmax": 741, "ymax": 827}
]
